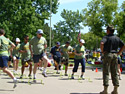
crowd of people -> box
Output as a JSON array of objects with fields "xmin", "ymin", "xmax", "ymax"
[{"xmin": 0, "ymin": 25, "xmax": 125, "ymax": 94}]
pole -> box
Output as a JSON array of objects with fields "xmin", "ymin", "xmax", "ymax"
[{"xmin": 49, "ymin": 0, "xmax": 52, "ymax": 51}]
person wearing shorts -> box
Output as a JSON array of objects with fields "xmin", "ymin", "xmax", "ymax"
[
  {"xmin": 19, "ymin": 35, "xmax": 32, "ymax": 79},
  {"xmin": 12, "ymin": 38, "xmax": 21, "ymax": 74},
  {"xmin": 0, "ymin": 29, "xmax": 18, "ymax": 88},
  {"xmin": 29, "ymin": 29, "xmax": 48, "ymax": 82},
  {"xmin": 50, "ymin": 42, "xmax": 61, "ymax": 74},
  {"xmin": 60, "ymin": 41, "xmax": 73, "ymax": 76}
]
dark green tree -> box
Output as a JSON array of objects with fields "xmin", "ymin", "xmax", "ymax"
[
  {"xmin": 0, "ymin": 0, "xmax": 59, "ymax": 41},
  {"xmin": 114, "ymin": 1, "xmax": 125, "ymax": 42},
  {"xmin": 54, "ymin": 9, "xmax": 83, "ymax": 46},
  {"xmin": 82, "ymin": 0, "xmax": 118, "ymax": 37}
]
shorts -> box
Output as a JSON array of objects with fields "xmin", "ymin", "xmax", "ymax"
[
  {"xmin": 33, "ymin": 53, "xmax": 45, "ymax": 63},
  {"xmin": 13, "ymin": 56, "xmax": 20, "ymax": 60},
  {"xmin": 8, "ymin": 56, "xmax": 12, "ymax": 61},
  {"xmin": 61, "ymin": 57, "xmax": 69, "ymax": 66},
  {"xmin": 0, "ymin": 56, "xmax": 9, "ymax": 68},
  {"xmin": 53, "ymin": 56, "xmax": 61, "ymax": 64},
  {"xmin": 21, "ymin": 58, "xmax": 32, "ymax": 65}
]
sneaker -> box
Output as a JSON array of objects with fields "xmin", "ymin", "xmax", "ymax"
[
  {"xmin": 9, "ymin": 65, "xmax": 13, "ymax": 68},
  {"xmin": 81, "ymin": 75, "xmax": 85, "ymax": 80},
  {"xmin": 33, "ymin": 77, "xmax": 36, "ymax": 83},
  {"xmin": 56, "ymin": 72, "xmax": 60, "ymax": 74},
  {"xmin": 13, "ymin": 79, "xmax": 18, "ymax": 88},
  {"xmin": 54, "ymin": 67, "xmax": 57, "ymax": 70},
  {"xmin": 28, "ymin": 74, "xmax": 32, "ymax": 79},
  {"xmin": 20, "ymin": 75, "xmax": 23, "ymax": 79},
  {"xmin": 64, "ymin": 73, "xmax": 68, "ymax": 76},
  {"xmin": 42, "ymin": 72, "xmax": 48, "ymax": 77},
  {"xmin": 71, "ymin": 75, "xmax": 74, "ymax": 79}
]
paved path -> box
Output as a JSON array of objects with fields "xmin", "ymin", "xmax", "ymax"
[{"xmin": 0, "ymin": 66, "xmax": 125, "ymax": 94}]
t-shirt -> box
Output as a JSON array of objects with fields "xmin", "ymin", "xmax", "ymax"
[
  {"xmin": 29, "ymin": 36, "xmax": 47, "ymax": 55},
  {"xmin": 50, "ymin": 46, "xmax": 61, "ymax": 57},
  {"xmin": 74, "ymin": 44, "xmax": 85, "ymax": 59},
  {"xmin": 19, "ymin": 42, "xmax": 31, "ymax": 60},
  {"xmin": 12, "ymin": 43, "xmax": 20, "ymax": 57},
  {"xmin": 60, "ymin": 45, "xmax": 73, "ymax": 59},
  {"xmin": 0, "ymin": 36, "xmax": 14, "ymax": 56},
  {"xmin": 101, "ymin": 34, "xmax": 124, "ymax": 53}
]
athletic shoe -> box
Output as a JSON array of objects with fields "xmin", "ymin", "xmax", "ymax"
[
  {"xmin": 13, "ymin": 79, "xmax": 18, "ymax": 88},
  {"xmin": 71, "ymin": 74, "xmax": 74, "ymax": 79},
  {"xmin": 20, "ymin": 75, "xmax": 23, "ymax": 79},
  {"xmin": 42, "ymin": 73, "xmax": 48, "ymax": 77},
  {"xmin": 81, "ymin": 75, "xmax": 85, "ymax": 80},
  {"xmin": 28, "ymin": 74, "xmax": 32, "ymax": 79},
  {"xmin": 64, "ymin": 73, "xmax": 68, "ymax": 76},
  {"xmin": 33, "ymin": 77, "xmax": 36, "ymax": 83},
  {"xmin": 56, "ymin": 72, "xmax": 60, "ymax": 74}
]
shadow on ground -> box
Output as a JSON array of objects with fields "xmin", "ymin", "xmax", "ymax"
[{"xmin": 0, "ymin": 89, "xmax": 14, "ymax": 91}]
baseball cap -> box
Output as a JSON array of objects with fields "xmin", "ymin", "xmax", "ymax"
[
  {"xmin": 65, "ymin": 41, "xmax": 70, "ymax": 44},
  {"xmin": 36, "ymin": 29, "xmax": 43, "ymax": 34},
  {"xmin": 80, "ymin": 39, "xmax": 85, "ymax": 44},
  {"xmin": 56, "ymin": 42, "xmax": 60, "ymax": 45},
  {"xmin": 16, "ymin": 38, "xmax": 20, "ymax": 42}
]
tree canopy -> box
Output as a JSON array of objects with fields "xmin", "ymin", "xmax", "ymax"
[
  {"xmin": 53, "ymin": 9, "xmax": 83, "ymax": 46},
  {"xmin": 0, "ymin": 0, "xmax": 59, "ymax": 41}
]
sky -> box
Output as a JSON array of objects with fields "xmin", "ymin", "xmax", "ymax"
[{"xmin": 46, "ymin": 0, "xmax": 124, "ymax": 34}]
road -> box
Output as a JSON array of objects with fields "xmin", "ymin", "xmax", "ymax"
[{"xmin": 0, "ymin": 66, "xmax": 125, "ymax": 94}]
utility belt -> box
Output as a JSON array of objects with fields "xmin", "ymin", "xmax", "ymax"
[{"xmin": 104, "ymin": 51, "xmax": 117, "ymax": 54}]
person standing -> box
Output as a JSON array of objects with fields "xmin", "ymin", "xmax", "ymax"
[
  {"xmin": 29, "ymin": 29, "xmax": 48, "ymax": 82},
  {"xmin": 19, "ymin": 35, "xmax": 32, "ymax": 79},
  {"xmin": 50, "ymin": 42, "xmax": 61, "ymax": 74},
  {"xmin": 60, "ymin": 41, "xmax": 73, "ymax": 76},
  {"xmin": 71, "ymin": 39, "xmax": 86, "ymax": 80},
  {"xmin": 0, "ymin": 29, "xmax": 18, "ymax": 88},
  {"xmin": 100, "ymin": 25, "xmax": 124, "ymax": 94},
  {"xmin": 12, "ymin": 38, "xmax": 21, "ymax": 74}
]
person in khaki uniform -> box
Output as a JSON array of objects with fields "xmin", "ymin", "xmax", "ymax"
[{"xmin": 100, "ymin": 25, "xmax": 124, "ymax": 94}]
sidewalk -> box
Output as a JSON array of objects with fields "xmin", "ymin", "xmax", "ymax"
[{"xmin": 0, "ymin": 66, "xmax": 125, "ymax": 94}]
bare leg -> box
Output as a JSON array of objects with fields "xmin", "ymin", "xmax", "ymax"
[
  {"xmin": 3, "ymin": 67, "xmax": 15, "ymax": 79},
  {"xmin": 33, "ymin": 63, "xmax": 38, "ymax": 78},
  {"xmin": 15, "ymin": 59, "xmax": 19, "ymax": 71},
  {"xmin": 21, "ymin": 65, "xmax": 25, "ymax": 75},
  {"xmin": 29, "ymin": 62, "xmax": 32, "ymax": 75}
]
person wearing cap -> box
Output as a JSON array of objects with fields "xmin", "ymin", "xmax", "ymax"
[
  {"xmin": 100, "ymin": 25, "xmax": 124, "ymax": 94},
  {"xmin": 0, "ymin": 29, "xmax": 18, "ymax": 88},
  {"xmin": 12, "ymin": 37, "xmax": 21, "ymax": 74},
  {"xmin": 19, "ymin": 35, "xmax": 32, "ymax": 79},
  {"xmin": 71, "ymin": 39, "xmax": 86, "ymax": 79},
  {"xmin": 29, "ymin": 29, "xmax": 48, "ymax": 82},
  {"xmin": 50, "ymin": 42, "xmax": 61, "ymax": 74},
  {"xmin": 60, "ymin": 41, "xmax": 73, "ymax": 76}
]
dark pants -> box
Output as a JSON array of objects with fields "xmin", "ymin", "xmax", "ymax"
[
  {"xmin": 102, "ymin": 52, "xmax": 119, "ymax": 86},
  {"xmin": 73, "ymin": 58, "xmax": 86, "ymax": 72}
]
